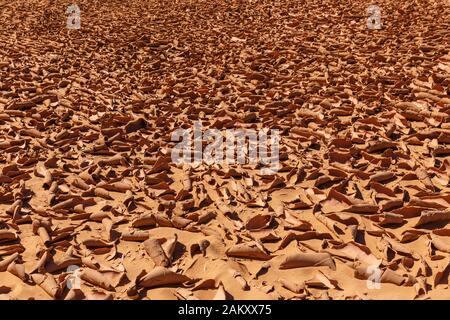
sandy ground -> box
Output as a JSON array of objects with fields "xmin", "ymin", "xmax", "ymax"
[{"xmin": 0, "ymin": 0, "xmax": 450, "ymax": 300}]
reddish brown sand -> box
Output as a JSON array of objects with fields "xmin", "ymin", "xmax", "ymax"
[{"xmin": 0, "ymin": 0, "xmax": 450, "ymax": 300}]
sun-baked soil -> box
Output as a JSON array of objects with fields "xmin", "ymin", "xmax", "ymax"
[{"xmin": 0, "ymin": 0, "xmax": 450, "ymax": 300}]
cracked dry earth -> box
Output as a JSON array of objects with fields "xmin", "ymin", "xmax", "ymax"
[{"xmin": 0, "ymin": 0, "xmax": 450, "ymax": 301}]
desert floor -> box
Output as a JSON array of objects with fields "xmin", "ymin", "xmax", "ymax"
[{"xmin": 0, "ymin": 0, "xmax": 450, "ymax": 300}]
